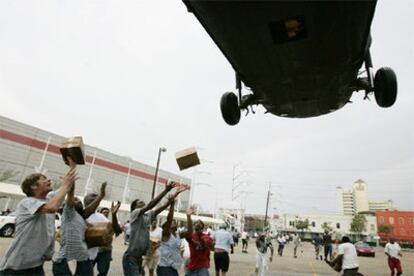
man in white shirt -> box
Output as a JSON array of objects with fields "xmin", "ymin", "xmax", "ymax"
[
  {"xmin": 292, "ymin": 233, "xmax": 301, "ymax": 258},
  {"xmin": 142, "ymin": 220, "xmax": 163, "ymax": 276},
  {"xmin": 212, "ymin": 226, "xmax": 234, "ymax": 276},
  {"xmin": 241, "ymin": 231, "xmax": 249, "ymax": 253},
  {"xmin": 385, "ymin": 237, "xmax": 403, "ymax": 276},
  {"xmin": 277, "ymin": 235, "xmax": 286, "ymax": 256},
  {"xmin": 331, "ymin": 236, "xmax": 359, "ymax": 276},
  {"xmin": 84, "ymin": 188, "xmax": 122, "ymax": 276},
  {"xmin": 255, "ymin": 234, "xmax": 273, "ymax": 276}
]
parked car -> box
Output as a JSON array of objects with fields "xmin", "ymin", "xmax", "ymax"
[
  {"xmin": 0, "ymin": 213, "xmax": 16, "ymax": 237},
  {"xmin": 355, "ymin": 241, "xmax": 375, "ymax": 257},
  {"xmin": 0, "ymin": 212, "xmax": 62, "ymax": 238}
]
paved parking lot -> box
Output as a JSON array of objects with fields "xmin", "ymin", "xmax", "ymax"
[{"xmin": 0, "ymin": 237, "xmax": 413, "ymax": 275}]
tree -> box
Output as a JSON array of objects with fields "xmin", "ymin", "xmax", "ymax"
[
  {"xmin": 295, "ymin": 219, "xmax": 309, "ymax": 232},
  {"xmin": 350, "ymin": 214, "xmax": 367, "ymax": 239},
  {"xmin": 321, "ymin": 221, "xmax": 333, "ymax": 232},
  {"xmin": 378, "ymin": 224, "xmax": 393, "ymax": 234}
]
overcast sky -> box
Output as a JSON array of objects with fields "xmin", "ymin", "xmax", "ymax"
[{"xmin": 1, "ymin": 1, "xmax": 413, "ymax": 216}]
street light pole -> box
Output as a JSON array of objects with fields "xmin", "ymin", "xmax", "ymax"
[{"xmin": 151, "ymin": 147, "xmax": 166, "ymax": 199}]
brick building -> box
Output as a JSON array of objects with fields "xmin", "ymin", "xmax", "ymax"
[{"xmin": 376, "ymin": 211, "xmax": 414, "ymax": 243}]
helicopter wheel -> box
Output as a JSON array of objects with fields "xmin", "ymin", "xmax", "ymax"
[
  {"xmin": 220, "ymin": 92, "xmax": 241, "ymax": 125},
  {"xmin": 374, "ymin": 67, "xmax": 397, "ymax": 108}
]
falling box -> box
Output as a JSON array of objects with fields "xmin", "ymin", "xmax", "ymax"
[
  {"xmin": 59, "ymin": 136, "xmax": 86, "ymax": 165},
  {"xmin": 175, "ymin": 147, "xmax": 200, "ymax": 170}
]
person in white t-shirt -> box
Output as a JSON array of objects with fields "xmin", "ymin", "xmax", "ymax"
[
  {"xmin": 241, "ymin": 231, "xmax": 249, "ymax": 253},
  {"xmin": 277, "ymin": 235, "xmax": 286, "ymax": 256},
  {"xmin": 142, "ymin": 220, "xmax": 163, "ymax": 276},
  {"xmin": 385, "ymin": 237, "xmax": 403, "ymax": 276},
  {"xmin": 331, "ymin": 236, "xmax": 360, "ymax": 276}
]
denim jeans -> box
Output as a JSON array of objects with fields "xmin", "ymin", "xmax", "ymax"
[
  {"xmin": 122, "ymin": 253, "xmax": 142, "ymax": 276},
  {"xmin": 157, "ymin": 266, "xmax": 179, "ymax": 276},
  {"xmin": 53, "ymin": 259, "xmax": 93, "ymax": 276},
  {"xmin": 93, "ymin": 250, "xmax": 112, "ymax": 276},
  {"xmin": 0, "ymin": 265, "xmax": 44, "ymax": 276},
  {"xmin": 185, "ymin": 268, "xmax": 210, "ymax": 276},
  {"xmin": 324, "ymin": 244, "xmax": 333, "ymax": 261}
]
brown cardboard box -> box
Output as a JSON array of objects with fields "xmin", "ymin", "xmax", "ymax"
[
  {"xmin": 59, "ymin": 136, "xmax": 85, "ymax": 165},
  {"xmin": 85, "ymin": 222, "xmax": 114, "ymax": 247},
  {"xmin": 175, "ymin": 147, "xmax": 200, "ymax": 170}
]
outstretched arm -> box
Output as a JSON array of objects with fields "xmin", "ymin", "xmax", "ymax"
[
  {"xmin": 39, "ymin": 165, "xmax": 78, "ymax": 213},
  {"xmin": 139, "ymin": 181, "xmax": 175, "ymax": 215},
  {"xmin": 154, "ymin": 186, "xmax": 187, "ymax": 216},
  {"xmin": 111, "ymin": 201, "xmax": 123, "ymax": 236},
  {"xmin": 162, "ymin": 199, "xmax": 175, "ymax": 240},
  {"xmin": 179, "ymin": 208, "xmax": 195, "ymax": 239},
  {"xmin": 83, "ymin": 182, "xmax": 106, "ymax": 218}
]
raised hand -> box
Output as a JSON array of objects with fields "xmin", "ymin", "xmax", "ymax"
[
  {"xmin": 62, "ymin": 167, "xmax": 78, "ymax": 187},
  {"xmin": 165, "ymin": 180, "xmax": 175, "ymax": 191},
  {"xmin": 186, "ymin": 207, "xmax": 195, "ymax": 216},
  {"xmin": 175, "ymin": 185, "xmax": 187, "ymax": 195},
  {"xmin": 111, "ymin": 201, "xmax": 121, "ymax": 215},
  {"xmin": 100, "ymin": 182, "xmax": 107, "ymax": 198}
]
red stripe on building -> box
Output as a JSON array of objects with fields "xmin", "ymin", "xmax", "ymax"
[{"xmin": 0, "ymin": 129, "xmax": 186, "ymax": 186}]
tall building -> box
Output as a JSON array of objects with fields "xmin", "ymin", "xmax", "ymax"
[
  {"xmin": 336, "ymin": 179, "xmax": 393, "ymax": 215},
  {"xmin": 0, "ymin": 115, "xmax": 191, "ymax": 221},
  {"xmin": 369, "ymin": 200, "xmax": 394, "ymax": 212}
]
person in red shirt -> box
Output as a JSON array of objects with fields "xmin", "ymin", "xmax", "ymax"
[{"xmin": 185, "ymin": 219, "xmax": 215, "ymax": 276}]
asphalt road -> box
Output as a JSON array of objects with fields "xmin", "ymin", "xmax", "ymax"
[{"xmin": 0, "ymin": 237, "xmax": 413, "ymax": 275}]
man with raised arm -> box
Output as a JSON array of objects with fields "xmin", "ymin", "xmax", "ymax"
[
  {"xmin": 53, "ymin": 180, "xmax": 108, "ymax": 275},
  {"xmin": 122, "ymin": 181, "xmax": 181, "ymax": 276},
  {"xmin": 84, "ymin": 189, "xmax": 123, "ymax": 276},
  {"xmin": 157, "ymin": 188, "xmax": 192, "ymax": 276},
  {"xmin": 0, "ymin": 160, "xmax": 78, "ymax": 276},
  {"xmin": 186, "ymin": 219, "xmax": 215, "ymax": 276}
]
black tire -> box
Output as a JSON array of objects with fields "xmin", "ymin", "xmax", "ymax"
[
  {"xmin": 1, "ymin": 224, "xmax": 15, "ymax": 237},
  {"xmin": 374, "ymin": 67, "xmax": 397, "ymax": 108},
  {"xmin": 220, "ymin": 92, "xmax": 241, "ymax": 125}
]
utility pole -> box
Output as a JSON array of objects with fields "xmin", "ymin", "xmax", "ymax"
[
  {"xmin": 231, "ymin": 162, "xmax": 247, "ymax": 200},
  {"xmin": 264, "ymin": 182, "xmax": 271, "ymax": 230}
]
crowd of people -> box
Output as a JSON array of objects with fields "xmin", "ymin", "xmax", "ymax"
[{"xmin": 0, "ymin": 161, "xmax": 406, "ymax": 276}]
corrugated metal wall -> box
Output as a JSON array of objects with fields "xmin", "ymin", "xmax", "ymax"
[{"xmin": 0, "ymin": 115, "xmax": 190, "ymax": 217}]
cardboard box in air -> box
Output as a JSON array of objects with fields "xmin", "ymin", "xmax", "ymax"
[
  {"xmin": 175, "ymin": 147, "xmax": 200, "ymax": 171},
  {"xmin": 59, "ymin": 136, "xmax": 86, "ymax": 165}
]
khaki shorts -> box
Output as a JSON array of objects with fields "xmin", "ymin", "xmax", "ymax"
[{"xmin": 142, "ymin": 255, "xmax": 160, "ymax": 269}]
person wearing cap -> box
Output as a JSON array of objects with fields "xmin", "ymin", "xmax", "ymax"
[
  {"xmin": 0, "ymin": 162, "xmax": 78, "ymax": 276},
  {"xmin": 331, "ymin": 236, "xmax": 360, "ymax": 276},
  {"xmin": 384, "ymin": 237, "xmax": 403, "ymax": 276}
]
